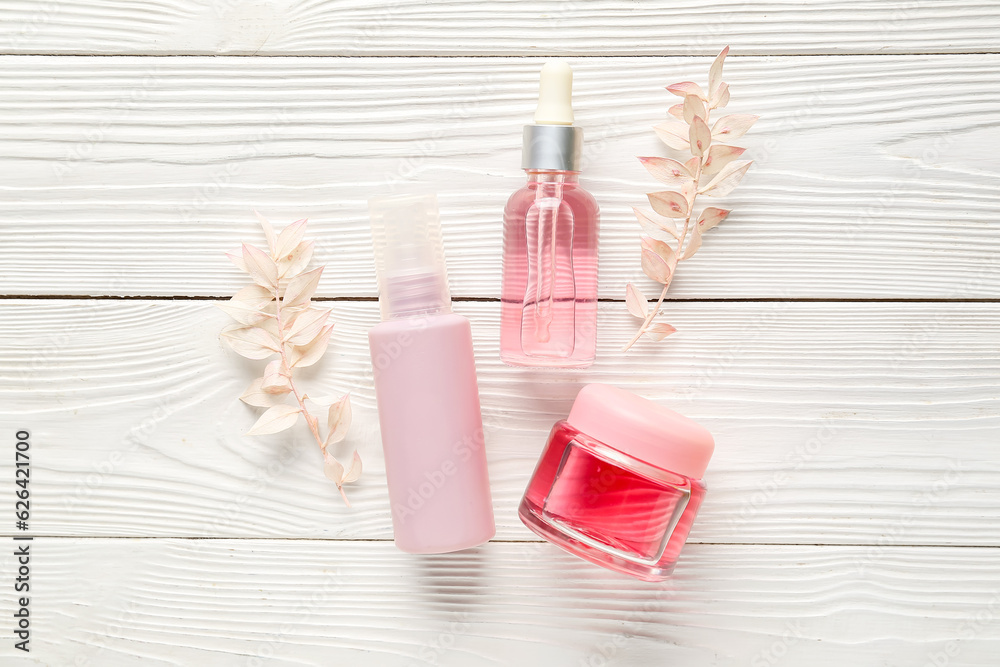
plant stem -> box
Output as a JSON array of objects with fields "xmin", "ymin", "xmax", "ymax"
[
  {"xmin": 625, "ymin": 103, "xmax": 712, "ymax": 351},
  {"xmin": 272, "ymin": 281, "xmax": 351, "ymax": 506},
  {"xmin": 622, "ymin": 280, "xmax": 672, "ymax": 351}
]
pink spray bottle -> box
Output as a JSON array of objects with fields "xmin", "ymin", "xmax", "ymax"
[{"xmin": 367, "ymin": 193, "xmax": 495, "ymax": 553}]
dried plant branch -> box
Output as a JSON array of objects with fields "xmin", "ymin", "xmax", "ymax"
[
  {"xmin": 221, "ymin": 212, "xmax": 361, "ymax": 505},
  {"xmin": 624, "ymin": 46, "xmax": 758, "ymax": 351}
]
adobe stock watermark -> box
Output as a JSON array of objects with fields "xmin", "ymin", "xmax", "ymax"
[
  {"xmin": 70, "ymin": 599, "xmax": 143, "ymax": 667},
  {"xmin": 577, "ymin": 585, "xmax": 679, "ymax": 667},
  {"xmin": 244, "ymin": 569, "xmax": 348, "ymax": 667},
  {"xmin": 63, "ymin": 396, "xmax": 174, "ymax": 512},
  {"xmin": 887, "ymin": 253, "xmax": 999, "ymax": 371},
  {"xmin": 392, "ymin": 423, "xmax": 489, "ymax": 526},
  {"xmin": 749, "ymin": 620, "xmax": 807, "ymax": 667},
  {"xmin": 18, "ymin": 272, "xmax": 127, "ymax": 384},
  {"xmin": 678, "ymin": 294, "xmax": 792, "ymax": 402},
  {"xmin": 53, "ymin": 66, "xmax": 164, "ymax": 181},
  {"xmin": 853, "ymin": 459, "xmax": 964, "ymax": 575},
  {"xmin": 349, "ymin": 0, "xmax": 405, "ymax": 51},
  {"xmin": 179, "ymin": 107, "xmax": 291, "ymax": 224},
  {"xmin": 403, "ymin": 611, "xmax": 473, "ymax": 667},
  {"xmin": 381, "ymin": 76, "xmax": 497, "ymax": 191},
  {"xmin": 5, "ymin": 1, "xmax": 62, "ymax": 51},
  {"xmin": 847, "ymin": 132, "xmax": 957, "ymax": 242},
  {"xmin": 202, "ymin": 434, "xmax": 303, "ymax": 537},
  {"xmin": 922, "ymin": 590, "xmax": 1000, "ymax": 667},
  {"xmin": 729, "ymin": 419, "xmax": 838, "ymax": 530}
]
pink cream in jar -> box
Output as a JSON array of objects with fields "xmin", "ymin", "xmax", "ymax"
[{"xmin": 519, "ymin": 384, "xmax": 715, "ymax": 581}]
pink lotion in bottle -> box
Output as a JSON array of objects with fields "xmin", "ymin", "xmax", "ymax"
[
  {"xmin": 368, "ymin": 193, "xmax": 495, "ymax": 554},
  {"xmin": 501, "ymin": 61, "xmax": 600, "ymax": 368}
]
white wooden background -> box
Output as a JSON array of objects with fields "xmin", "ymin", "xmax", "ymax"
[{"xmin": 1, "ymin": 2, "xmax": 999, "ymax": 665}]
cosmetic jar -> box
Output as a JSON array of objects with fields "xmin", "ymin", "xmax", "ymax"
[{"xmin": 518, "ymin": 384, "xmax": 714, "ymax": 581}]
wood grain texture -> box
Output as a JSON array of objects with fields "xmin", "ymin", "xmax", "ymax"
[
  {"xmin": 3, "ymin": 54, "xmax": 999, "ymax": 299},
  {"xmin": 2, "ymin": 538, "xmax": 998, "ymax": 665},
  {"xmin": 2, "ymin": 1, "xmax": 999, "ymax": 56},
  {"xmin": 2, "ymin": 299, "xmax": 997, "ymax": 544},
  {"xmin": 2, "ymin": 2, "xmax": 998, "ymax": 663}
]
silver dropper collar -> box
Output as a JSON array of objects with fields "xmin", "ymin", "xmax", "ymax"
[{"xmin": 521, "ymin": 124, "xmax": 583, "ymax": 172}]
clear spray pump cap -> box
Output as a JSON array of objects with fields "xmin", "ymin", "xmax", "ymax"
[{"xmin": 368, "ymin": 193, "xmax": 452, "ymax": 320}]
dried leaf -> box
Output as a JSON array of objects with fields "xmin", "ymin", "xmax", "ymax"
[
  {"xmin": 323, "ymin": 450, "xmax": 345, "ymax": 484},
  {"xmin": 682, "ymin": 229, "xmax": 703, "ymax": 260},
  {"xmin": 240, "ymin": 377, "xmax": 281, "ymax": 408},
  {"xmin": 289, "ymin": 324, "xmax": 334, "ymax": 368},
  {"xmin": 667, "ymin": 103, "xmax": 684, "ymax": 120},
  {"xmin": 640, "ymin": 236, "xmax": 677, "ymax": 283},
  {"xmin": 680, "ymin": 179, "xmax": 696, "ymax": 202},
  {"xmin": 261, "ymin": 359, "xmax": 292, "ymax": 395},
  {"xmin": 325, "ymin": 394, "xmax": 352, "ymax": 447},
  {"xmin": 633, "ymin": 207, "xmax": 681, "ymax": 241},
  {"xmin": 647, "ymin": 190, "xmax": 689, "ymax": 219},
  {"xmin": 625, "ymin": 282, "xmax": 649, "ymax": 319},
  {"xmin": 284, "ymin": 307, "xmax": 331, "ymax": 346},
  {"xmin": 642, "ymin": 236, "xmax": 677, "ymax": 268},
  {"xmin": 234, "ymin": 283, "xmax": 274, "ymax": 306},
  {"xmin": 641, "ymin": 248, "xmax": 672, "ymax": 284},
  {"xmin": 684, "ymin": 156, "xmax": 701, "ymax": 175},
  {"xmin": 697, "ymin": 207, "xmax": 731, "ymax": 232},
  {"xmin": 698, "ymin": 160, "xmax": 753, "ymax": 197},
  {"xmin": 279, "ymin": 240, "xmax": 314, "ymax": 279},
  {"xmin": 262, "ymin": 359, "xmax": 282, "ymax": 377},
  {"xmin": 709, "ymin": 46, "xmax": 729, "ymax": 97},
  {"xmin": 275, "ymin": 219, "xmax": 308, "ymax": 259},
  {"xmin": 261, "ymin": 378, "xmax": 291, "ymax": 395},
  {"xmin": 242, "ymin": 243, "xmax": 279, "ymax": 290},
  {"xmin": 682, "ymin": 95, "xmax": 707, "ymax": 124},
  {"xmin": 688, "ymin": 116, "xmax": 712, "ymax": 157},
  {"xmin": 282, "ymin": 266, "xmax": 324, "ymax": 309},
  {"xmin": 227, "ymin": 251, "xmax": 249, "ymax": 274},
  {"xmin": 666, "ymin": 81, "xmax": 707, "ymax": 101},
  {"xmin": 645, "ymin": 323, "xmax": 678, "ymax": 341},
  {"xmin": 702, "ymin": 144, "xmax": 746, "ymax": 177},
  {"xmin": 638, "ymin": 156, "xmax": 692, "ymax": 186},
  {"xmin": 305, "ymin": 393, "xmax": 343, "ymax": 406},
  {"xmin": 653, "ymin": 121, "xmax": 690, "ymax": 151},
  {"xmin": 219, "ymin": 285, "xmax": 274, "ymax": 326},
  {"xmin": 340, "ymin": 450, "xmax": 363, "ymax": 484},
  {"xmin": 712, "ymin": 114, "xmax": 758, "ymax": 141},
  {"xmin": 246, "ymin": 404, "xmax": 301, "ymax": 436},
  {"xmin": 217, "ymin": 300, "xmax": 272, "ymax": 326},
  {"xmin": 255, "ymin": 210, "xmax": 277, "ymax": 255},
  {"xmin": 710, "ymin": 82, "xmax": 730, "ymax": 109},
  {"xmin": 221, "ymin": 325, "xmax": 280, "ymax": 360}
]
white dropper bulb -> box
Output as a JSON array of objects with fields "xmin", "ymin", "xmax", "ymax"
[{"xmin": 533, "ymin": 61, "xmax": 574, "ymax": 126}]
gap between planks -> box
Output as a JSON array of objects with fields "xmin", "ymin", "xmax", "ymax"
[
  {"xmin": 2, "ymin": 535, "xmax": 999, "ymax": 548},
  {"xmin": 3, "ymin": 295, "xmax": 1000, "ymax": 303},
  {"xmin": 3, "ymin": 52, "xmax": 1000, "ymax": 58}
]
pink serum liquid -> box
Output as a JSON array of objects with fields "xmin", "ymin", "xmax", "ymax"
[
  {"xmin": 519, "ymin": 421, "xmax": 706, "ymax": 581},
  {"xmin": 500, "ymin": 171, "xmax": 599, "ymax": 367}
]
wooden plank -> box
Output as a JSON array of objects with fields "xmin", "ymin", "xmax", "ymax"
[
  {"xmin": 2, "ymin": 538, "xmax": 998, "ymax": 665},
  {"xmin": 2, "ymin": 299, "xmax": 997, "ymax": 543},
  {"xmin": 1, "ymin": 55, "xmax": 998, "ymax": 299},
  {"xmin": 2, "ymin": 1, "xmax": 998, "ymax": 56}
]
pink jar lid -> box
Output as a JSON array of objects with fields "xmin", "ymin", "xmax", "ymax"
[{"xmin": 566, "ymin": 384, "xmax": 714, "ymax": 479}]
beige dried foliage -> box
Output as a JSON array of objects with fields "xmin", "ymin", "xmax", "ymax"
[
  {"xmin": 625, "ymin": 46, "xmax": 758, "ymax": 351},
  {"xmin": 221, "ymin": 213, "xmax": 360, "ymax": 505}
]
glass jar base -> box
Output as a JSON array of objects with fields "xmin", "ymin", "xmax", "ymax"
[
  {"xmin": 499, "ymin": 351, "xmax": 594, "ymax": 369},
  {"xmin": 518, "ymin": 499, "xmax": 676, "ymax": 582}
]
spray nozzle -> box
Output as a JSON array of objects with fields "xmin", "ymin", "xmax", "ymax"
[{"xmin": 369, "ymin": 193, "xmax": 452, "ymax": 319}]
